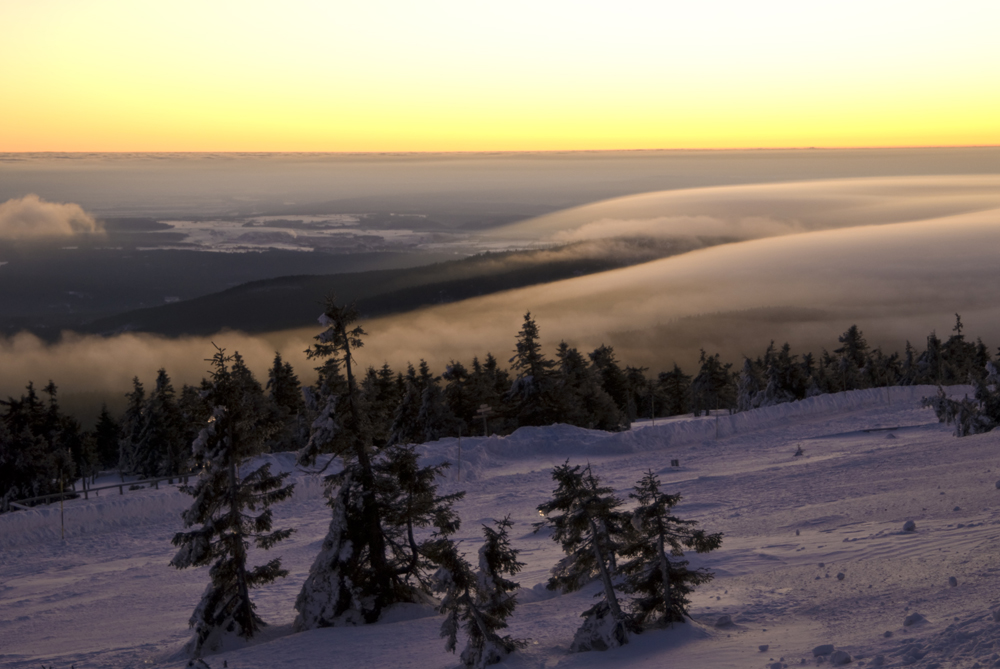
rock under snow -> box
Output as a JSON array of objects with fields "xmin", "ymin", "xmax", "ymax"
[
  {"xmin": 714, "ymin": 614, "xmax": 733, "ymax": 627},
  {"xmin": 903, "ymin": 612, "xmax": 926, "ymax": 626},
  {"xmin": 758, "ymin": 644, "xmax": 769, "ymax": 652},
  {"xmin": 813, "ymin": 644, "xmax": 835, "ymax": 656},
  {"xmin": 903, "ymin": 520, "xmax": 917, "ymax": 532}
]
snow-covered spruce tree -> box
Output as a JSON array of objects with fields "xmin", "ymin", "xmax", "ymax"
[
  {"xmin": 754, "ymin": 361, "xmax": 796, "ymax": 408},
  {"xmin": 922, "ymin": 362, "xmax": 1000, "ymax": 437},
  {"xmin": 735, "ymin": 358, "xmax": 761, "ymax": 412},
  {"xmin": 620, "ymin": 471, "xmax": 722, "ymax": 627},
  {"xmin": 296, "ymin": 298, "xmax": 464, "ymax": 629},
  {"xmin": 430, "ymin": 517, "xmax": 527, "ymax": 668},
  {"xmin": 170, "ymin": 347, "xmax": 295, "ymax": 658},
  {"xmin": 536, "ymin": 462, "xmax": 637, "ymax": 652}
]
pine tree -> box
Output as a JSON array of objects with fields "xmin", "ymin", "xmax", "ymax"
[
  {"xmin": 691, "ymin": 351, "xmax": 733, "ymax": 416},
  {"xmin": 93, "ymin": 404, "xmax": 120, "ymax": 470},
  {"xmin": 735, "ymin": 358, "xmax": 761, "ymax": 412},
  {"xmin": 657, "ymin": 365, "xmax": 691, "ymax": 416},
  {"xmin": 0, "ymin": 383, "xmax": 66, "ymax": 508},
  {"xmin": 389, "ymin": 362, "xmax": 428, "ymax": 446},
  {"xmin": 362, "ymin": 363, "xmax": 401, "ymax": 447},
  {"xmin": 917, "ymin": 331, "xmax": 944, "ymax": 385},
  {"xmin": 170, "ymin": 347, "xmax": 295, "ymax": 658},
  {"xmin": 431, "ymin": 517, "xmax": 527, "ymax": 668},
  {"xmin": 118, "ymin": 377, "xmax": 145, "ymax": 478},
  {"xmin": 619, "ymin": 471, "xmax": 722, "ymax": 627},
  {"xmin": 465, "ymin": 354, "xmax": 512, "ymax": 435},
  {"xmin": 266, "ymin": 352, "xmax": 307, "ymax": 452},
  {"xmin": 507, "ymin": 313, "xmax": 560, "ymax": 426},
  {"xmin": 589, "ymin": 345, "xmax": 632, "ymax": 425},
  {"xmin": 536, "ymin": 462, "xmax": 636, "ymax": 652},
  {"xmin": 624, "ymin": 365, "xmax": 650, "ymax": 422},
  {"xmin": 416, "ymin": 366, "xmax": 458, "ymax": 443},
  {"xmin": 555, "ymin": 342, "xmax": 621, "ymax": 431},
  {"xmin": 135, "ymin": 369, "xmax": 185, "ymax": 478},
  {"xmin": 296, "ymin": 297, "xmax": 442, "ymax": 630}
]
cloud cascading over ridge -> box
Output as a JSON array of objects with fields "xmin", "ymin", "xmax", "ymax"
[{"xmin": 0, "ymin": 194, "xmax": 101, "ymax": 240}]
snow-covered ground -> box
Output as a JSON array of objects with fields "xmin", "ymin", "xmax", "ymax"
[{"xmin": 4, "ymin": 385, "xmax": 1000, "ymax": 669}]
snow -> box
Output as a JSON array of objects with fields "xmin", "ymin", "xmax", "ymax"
[{"xmin": 5, "ymin": 385, "xmax": 1000, "ymax": 668}]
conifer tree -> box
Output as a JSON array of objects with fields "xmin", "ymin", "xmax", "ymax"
[
  {"xmin": 691, "ymin": 351, "xmax": 733, "ymax": 416},
  {"xmin": 118, "ymin": 377, "xmax": 145, "ymax": 478},
  {"xmin": 389, "ymin": 362, "xmax": 429, "ymax": 446},
  {"xmin": 170, "ymin": 347, "xmax": 294, "ymax": 658},
  {"xmin": 536, "ymin": 462, "xmax": 636, "ymax": 652},
  {"xmin": 431, "ymin": 517, "xmax": 527, "ymax": 668},
  {"xmin": 624, "ymin": 365, "xmax": 650, "ymax": 422},
  {"xmin": 620, "ymin": 471, "xmax": 722, "ymax": 626},
  {"xmin": 657, "ymin": 365, "xmax": 691, "ymax": 416},
  {"xmin": 136, "ymin": 369, "xmax": 185, "ymax": 478},
  {"xmin": 917, "ymin": 331, "xmax": 944, "ymax": 385},
  {"xmin": 416, "ymin": 366, "xmax": 458, "ymax": 443},
  {"xmin": 589, "ymin": 345, "xmax": 632, "ymax": 425},
  {"xmin": 465, "ymin": 354, "xmax": 512, "ymax": 435},
  {"xmin": 93, "ymin": 404, "xmax": 121, "ymax": 470},
  {"xmin": 555, "ymin": 342, "xmax": 621, "ymax": 431},
  {"xmin": 266, "ymin": 352, "xmax": 307, "ymax": 452},
  {"xmin": 507, "ymin": 313, "xmax": 560, "ymax": 426},
  {"xmin": 296, "ymin": 297, "xmax": 449, "ymax": 630},
  {"xmin": 0, "ymin": 382, "xmax": 71, "ymax": 508},
  {"xmin": 362, "ymin": 363, "xmax": 401, "ymax": 447},
  {"xmin": 735, "ymin": 358, "xmax": 761, "ymax": 412}
]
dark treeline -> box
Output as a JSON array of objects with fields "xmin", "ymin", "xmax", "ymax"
[{"xmin": 2, "ymin": 312, "xmax": 996, "ymax": 511}]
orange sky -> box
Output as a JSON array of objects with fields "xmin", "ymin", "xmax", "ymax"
[{"xmin": 2, "ymin": 1, "xmax": 998, "ymax": 152}]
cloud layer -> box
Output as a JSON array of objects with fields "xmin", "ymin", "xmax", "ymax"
[
  {"xmin": 0, "ymin": 194, "xmax": 101, "ymax": 240},
  {"xmin": 490, "ymin": 175, "xmax": 1000, "ymax": 244},
  {"xmin": 4, "ymin": 176, "xmax": 1000, "ymax": 419}
]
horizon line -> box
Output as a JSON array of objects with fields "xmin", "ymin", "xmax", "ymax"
[{"xmin": 2, "ymin": 144, "xmax": 999, "ymax": 156}]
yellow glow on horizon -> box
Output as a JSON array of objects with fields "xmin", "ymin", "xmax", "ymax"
[{"xmin": 2, "ymin": 0, "xmax": 998, "ymax": 151}]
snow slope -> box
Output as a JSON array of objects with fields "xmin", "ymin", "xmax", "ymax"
[{"xmin": 4, "ymin": 385, "xmax": 1000, "ymax": 669}]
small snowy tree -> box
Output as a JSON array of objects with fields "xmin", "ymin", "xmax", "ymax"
[
  {"xmin": 735, "ymin": 358, "xmax": 761, "ymax": 412},
  {"xmin": 432, "ymin": 517, "xmax": 527, "ymax": 668},
  {"xmin": 536, "ymin": 462, "xmax": 636, "ymax": 652},
  {"xmin": 170, "ymin": 347, "xmax": 295, "ymax": 658},
  {"xmin": 620, "ymin": 471, "xmax": 722, "ymax": 627}
]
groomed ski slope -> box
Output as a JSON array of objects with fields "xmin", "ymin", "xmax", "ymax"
[{"xmin": 4, "ymin": 385, "xmax": 1000, "ymax": 669}]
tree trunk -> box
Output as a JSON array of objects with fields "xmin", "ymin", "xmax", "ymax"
[
  {"xmin": 229, "ymin": 447, "xmax": 254, "ymax": 636},
  {"xmin": 340, "ymin": 324, "xmax": 393, "ymax": 619},
  {"xmin": 588, "ymin": 515, "xmax": 623, "ymax": 618},
  {"xmin": 657, "ymin": 530, "xmax": 672, "ymax": 623}
]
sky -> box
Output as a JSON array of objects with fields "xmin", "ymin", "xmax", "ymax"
[{"xmin": 2, "ymin": 1, "xmax": 998, "ymax": 151}]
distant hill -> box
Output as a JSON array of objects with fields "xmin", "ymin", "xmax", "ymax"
[{"xmin": 84, "ymin": 238, "xmax": 711, "ymax": 337}]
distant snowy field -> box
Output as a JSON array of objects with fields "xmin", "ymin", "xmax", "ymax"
[{"xmin": 4, "ymin": 385, "xmax": 1000, "ymax": 669}]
